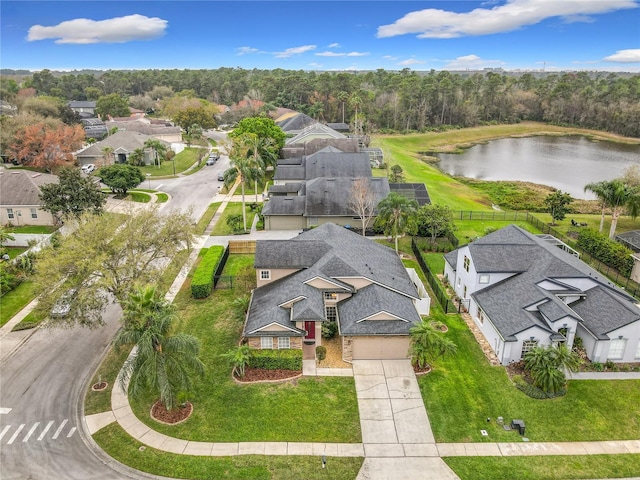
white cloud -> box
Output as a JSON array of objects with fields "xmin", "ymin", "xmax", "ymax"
[
  {"xmin": 237, "ymin": 47, "xmax": 260, "ymax": 55},
  {"xmin": 604, "ymin": 49, "xmax": 640, "ymax": 62},
  {"xmin": 316, "ymin": 51, "xmax": 369, "ymax": 57},
  {"xmin": 274, "ymin": 45, "xmax": 316, "ymax": 58},
  {"xmin": 443, "ymin": 54, "xmax": 504, "ymax": 69},
  {"xmin": 398, "ymin": 58, "xmax": 426, "ymax": 66},
  {"xmin": 377, "ymin": 0, "xmax": 637, "ymax": 39},
  {"xmin": 327, "ymin": 43, "xmax": 340, "ymax": 48},
  {"xmin": 27, "ymin": 14, "xmax": 167, "ymax": 44}
]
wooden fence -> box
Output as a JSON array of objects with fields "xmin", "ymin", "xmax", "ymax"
[{"xmin": 228, "ymin": 240, "xmax": 257, "ymax": 254}]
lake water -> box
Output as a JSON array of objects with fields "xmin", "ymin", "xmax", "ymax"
[{"xmin": 436, "ymin": 136, "xmax": 640, "ymax": 199}]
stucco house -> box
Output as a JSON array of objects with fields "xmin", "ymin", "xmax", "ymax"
[
  {"xmin": 443, "ymin": 225, "xmax": 640, "ymax": 365},
  {"xmin": 75, "ymin": 131, "xmax": 172, "ymax": 167},
  {"xmin": 243, "ymin": 223, "xmax": 431, "ymax": 361},
  {"xmin": 0, "ymin": 170, "xmax": 58, "ymax": 226}
]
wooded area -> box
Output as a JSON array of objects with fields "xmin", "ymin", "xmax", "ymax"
[{"xmin": 2, "ymin": 68, "xmax": 639, "ymax": 137}]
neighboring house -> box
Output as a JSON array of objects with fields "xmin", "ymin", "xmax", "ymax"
[
  {"xmin": 0, "ymin": 170, "xmax": 58, "ymax": 226},
  {"xmin": 275, "ymin": 112, "xmax": 317, "ymax": 135},
  {"xmin": 67, "ymin": 101, "xmax": 96, "ymax": 116},
  {"xmin": 443, "ymin": 225, "xmax": 640, "ymax": 365},
  {"xmin": 75, "ymin": 131, "xmax": 171, "ymax": 167},
  {"xmin": 243, "ymin": 223, "xmax": 430, "ymax": 361},
  {"xmin": 81, "ymin": 118, "xmax": 108, "ymax": 140},
  {"xmin": 285, "ymin": 123, "xmax": 347, "ymax": 146},
  {"xmin": 105, "ymin": 118, "xmax": 182, "ymax": 143}
]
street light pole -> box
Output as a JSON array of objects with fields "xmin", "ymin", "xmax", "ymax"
[{"xmin": 146, "ymin": 173, "xmax": 151, "ymax": 190}]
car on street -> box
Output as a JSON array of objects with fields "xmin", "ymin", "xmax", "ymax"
[
  {"xmin": 218, "ymin": 172, "xmax": 226, "ymax": 181},
  {"xmin": 81, "ymin": 164, "xmax": 95, "ymax": 174},
  {"xmin": 50, "ymin": 288, "xmax": 77, "ymax": 318},
  {"xmin": 206, "ymin": 158, "xmax": 216, "ymax": 166}
]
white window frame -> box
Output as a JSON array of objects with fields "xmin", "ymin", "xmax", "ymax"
[
  {"xmin": 520, "ymin": 339, "xmax": 538, "ymax": 359},
  {"xmin": 7, "ymin": 208, "xmax": 14, "ymax": 219},
  {"xmin": 260, "ymin": 337, "xmax": 273, "ymax": 349},
  {"xmin": 463, "ymin": 256, "xmax": 470, "ymax": 272},
  {"xmin": 635, "ymin": 341, "xmax": 640, "ymax": 359},
  {"xmin": 30, "ymin": 208, "xmax": 38, "ymax": 219},
  {"xmin": 277, "ymin": 337, "xmax": 290, "ymax": 349},
  {"xmin": 479, "ymin": 274, "xmax": 490, "ymax": 284},
  {"xmin": 260, "ymin": 270, "xmax": 270, "ymax": 280},
  {"xmin": 608, "ymin": 338, "xmax": 626, "ymax": 360}
]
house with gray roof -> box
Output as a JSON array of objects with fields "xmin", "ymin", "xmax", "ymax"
[
  {"xmin": 75, "ymin": 131, "xmax": 171, "ymax": 167},
  {"xmin": 0, "ymin": 170, "xmax": 58, "ymax": 226},
  {"xmin": 243, "ymin": 223, "xmax": 430, "ymax": 361},
  {"xmin": 443, "ymin": 225, "xmax": 640, "ymax": 365}
]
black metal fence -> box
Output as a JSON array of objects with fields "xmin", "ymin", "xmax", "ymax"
[
  {"xmin": 411, "ymin": 238, "xmax": 455, "ymax": 313},
  {"xmin": 213, "ymin": 245, "xmax": 230, "ymax": 288}
]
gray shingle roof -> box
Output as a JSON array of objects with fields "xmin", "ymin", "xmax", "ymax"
[
  {"xmin": 304, "ymin": 177, "xmax": 389, "ymax": 217},
  {"xmin": 0, "ymin": 170, "xmax": 58, "ymax": 206},
  {"xmin": 76, "ymin": 131, "xmax": 170, "ymax": 158},
  {"xmin": 244, "ymin": 223, "xmax": 421, "ymax": 338},
  {"xmin": 466, "ymin": 225, "xmax": 638, "ymax": 340},
  {"xmin": 304, "ymin": 150, "xmax": 372, "ymax": 179},
  {"xmin": 261, "ymin": 197, "xmax": 306, "ymax": 216},
  {"xmin": 572, "ymin": 286, "xmax": 640, "ymax": 338}
]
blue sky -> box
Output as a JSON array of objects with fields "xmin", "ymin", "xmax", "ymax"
[{"xmin": 2, "ymin": 1, "xmax": 639, "ymax": 72}]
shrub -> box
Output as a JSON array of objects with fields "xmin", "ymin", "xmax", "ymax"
[
  {"xmin": 226, "ymin": 214, "xmax": 245, "ymax": 233},
  {"xmin": 577, "ymin": 228, "xmax": 634, "ymax": 277},
  {"xmin": 190, "ymin": 246, "xmax": 225, "ymax": 298},
  {"xmin": 513, "ymin": 375, "xmax": 566, "ymax": 399},
  {"xmin": 248, "ymin": 349, "xmax": 302, "ymax": 370},
  {"xmin": 316, "ymin": 345, "xmax": 327, "ymax": 361},
  {"xmin": 321, "ymin": 321, "xmax": 338, "ymax": 339}
]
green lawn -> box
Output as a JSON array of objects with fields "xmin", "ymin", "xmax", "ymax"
[
  {"xmin": 155, "ymin": 193, "xmax": 169, "ymax": 203},
  {"xmin": 195, "ymin": 202, "xmax": 221, "ymax": 234},
  {"xmin": 0, "ymin": 281, "xmax": 37, "ymax": 327},
  {"xmin": 445, "ymin": 455, "xmax": 640, "ymax": 480},
  {"xmin": 137, "ymin": 147, "xmax": 202, "ymax": 177},
  {"xmin": 127, "ymin": 191, "xmax": 151, "ymax": 203},
  {"xmin": 3, "ymin": 246, "xmax": 28, "ymax": 259},
  {"xmin": 95, "ymin": 423, "xmax": 364, "ymax": 480},
  {"xmin": 419, "ymin": 302, "xmax": 640, "ymax": 443},
  {"xmin": 210, "ymin": 203, "xmax": 257, "ymax": 236},
  {"xmin": 5, "ymin": 225, "xmax": 57, "ymax": 234}
]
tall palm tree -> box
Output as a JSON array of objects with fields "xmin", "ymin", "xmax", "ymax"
[
  {"xmin": 409, "ymin": 319, "xmax": 457, "ymax": 369},
  {"xmin": 225, "ymin": 138, "xmax": 253, "ymax": 231},
  {"xmin": 144, "ymin": 139, "xmax": 167, "ymax": 169},
  {"xmin": 115, "ymin": 285, "xmax": 205, "ymax": 411},
  {"xmin": 101, "ymin": 146, "xmax": 114, "ymax": 166},
  {"xmin": 242, "ymin": 133, "xmax": 268, "ymax": 203},
  {"xmin": 584, "ymin": 180, "xmax": 612, "ymax": 233},
  {"xmin": 607, "ymin": 179, "xmax": 640, "ymax": 239},
  {"xmin": 375, "ymin": 192, "xmax": 418, "ymax": 254}
]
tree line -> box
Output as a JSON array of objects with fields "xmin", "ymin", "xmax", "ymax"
[{"xmin": 2, "ymin": 68, "xmax": 639, "ymax": 137}]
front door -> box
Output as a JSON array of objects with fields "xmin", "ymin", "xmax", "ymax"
[{"xmin": 304, "ymin": 321, "xmax": 315, "ymax": 341}]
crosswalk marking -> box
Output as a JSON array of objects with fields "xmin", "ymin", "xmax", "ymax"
[
  {"xmin": 0, "ymin": 425, "xmax": 10, "ymax": 441},
  {"xmin": 38, "ymin": 421, "xmax": 54, "ymax": 441},
  {"xmin": 52, "ymin": 419, "xmax": 67, "ymax": 440},
  {"xmin": 67, "ymin": 427, "xmax": 76, "ymax": 438},
  {"xmin": 0, "ymin": 407, "xmax": 12, "ymax": 415},
  {"xmin": 7, "ymin": 424, "xmax": 24, "ymax": 444},
  {"xmin": 22, "ymin": 422, "xmax": 40, "ymax": 442}
]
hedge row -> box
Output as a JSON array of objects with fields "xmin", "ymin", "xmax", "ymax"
[
  {"xmin": 576, "ymin": 229, "xmax": 634, "ymax": 277},
  {"xmin": 248, "ymin": 349, "xmax": 303, "ymax": 370},
  {"xmin": 191, "ymin": 246, "xmax": 225, "ymax": 298}
]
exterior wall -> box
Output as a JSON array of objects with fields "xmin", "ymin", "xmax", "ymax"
[
  {"xmin": 264, "ymin": 215, "xmax": 306, "ymax": 230},
  {"xmin": 1, "ymin": 206, "xmax": 56, "ymax": 227},
  {"xmin": 256, "ymin": 268, "xmax": 299, "ymax": 288},
  {"xmin": 315, "ymin": 216, "xmax": 360, "ymax": 228},
  {"xmin": 406, "ymin": 267, "xmax": 431, "ymax": 315},
  {"xmin": 350, "ymin": 336, "xmax": 411, "ymax": 360},
  {"xmin": 577, "ymin": 321, "xmax": 640, "ymax": 363},
  {"xmin": 247, "ymin": 336, "xmax": 303, "ymax": 350},
  {"xmin": 342, "ymin": 336, "xmax": 354, "ymax": 362},
  {"xmin": 504, "ymin": 326, "xmax": 555, "ymax": 364},
  {"xmin": 632, "ymin": 256, "xmax": 640, "ymax": 283},
  {"xmin": 469, "ymin": 300, "xmax": 506, "ymax": 361},
  {"xmin": 334, "ymin": 277, "xmax": 372, "ymax": 290}
]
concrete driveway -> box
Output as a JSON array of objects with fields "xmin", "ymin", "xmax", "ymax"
[{"xmin": 353, "ymin": 360, "xmax": 459, "ymax": 480}]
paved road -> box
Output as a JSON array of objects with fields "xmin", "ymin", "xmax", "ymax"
[{"xmin": 0, "ymin": 301, "xmax": 154, "ymax": 480}]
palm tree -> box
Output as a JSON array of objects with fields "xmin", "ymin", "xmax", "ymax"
[
  {"xmin": 584, "ymin": 180, "xmax": 612, "ymax": 233},
  {"xmin": 115, "ymin": 285, "xmax": 205, "ymax": 411},
  {"xmin": 523, "ymin": 344, "xmax": 580, "ymax": 394},
  {"xmin": 144, "ymin": 139, "xmax": 167, "ymax": 169},
  {"xmin": 101, "ymin": 146, "xmax": 114, "ymax": 166},
  {"xmin": 375, "ymin": 192, "xmax": 418, "ymax": 254},
  {"xmin": 225, "ymin": 138, "xmax": 253, "ymax": 231},
  {"xmin": 607, "ymin": 179, "xmax": 639, "ymax": 239},
  {"xmin": 242, "ymin": 133, "xmax": 268, "ymax": 203},
  {"xmin": 409, "ymin": 318, "xmax": 457, "ymax": 369},
  {"xmin": 219, "ymin": 345, "xmax": 252, "ymax": 378}
]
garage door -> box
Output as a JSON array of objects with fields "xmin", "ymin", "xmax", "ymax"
[
  {"xmin": 352, "ymin": 336, "xmax": 411, "ymax": 360},
  {"xmin": 268, "ymin": 216, "xmax": 306, "ymax": 230}
]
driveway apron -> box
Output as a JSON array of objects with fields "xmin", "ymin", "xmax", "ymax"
[{"xmin": 353, "ymin": 360, "xmax": 460, "ymax": 480}]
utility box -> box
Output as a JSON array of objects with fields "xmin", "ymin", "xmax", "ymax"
[{"xmin": 511, "ymin": 419, "xmax": 526, "ymax": 436}]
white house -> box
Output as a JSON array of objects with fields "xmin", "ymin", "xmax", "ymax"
[{"xmin": 443, "ymin": 225, "xmax": 640, "ymax": 365}]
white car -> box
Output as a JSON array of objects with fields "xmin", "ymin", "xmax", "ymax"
[
  {"xmin": 81, "ymin": 164, "xmax": 95, "ymax": 174},
  {"xmin": 50, "ymin": 288, "xmax": 76, "ymax": 318}
]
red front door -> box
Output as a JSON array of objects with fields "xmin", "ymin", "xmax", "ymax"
[{"xmin": 304, "ymin": 321, "xmax": 315, "ymax": 340}]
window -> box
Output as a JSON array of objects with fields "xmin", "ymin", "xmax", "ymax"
[
  {"xmin": 635, "ymin": 341, "xmax": 640, "ymax": 359},
  {"xmin": 463, "ymin": 256, "xmax": 470, "ymax": 272},
  {"xmin": 260, "ymin": 270, "xmax": 270, "ymax": 280},
  {"xmin": 463, "ymin": 285, "xmax": 468, "ymax": 298},
  {"xmin": 277, "ymin": 337, "xmax": 290, "ymax": 349},
  {"xmin": 477, "ymin": 311, "xmax": 484, "ymax": 325},
  {"xmin": 260, "ymin": 337, "xmax": 273, "ymax": 349},
  {"xmin": 323, "ymin": 292, "xmax": 338, "ymax": 300},
  {"xmin": 30, "ymin": 208, "xmax": 37, "ymax": 219},
  {"xmin": 309, "ymin": 216, "xmax": 318, "ymax": 226},
  {"xmin": 479, "ymin": 274, "xmax": 490, "ymax": 284},
  {"xmin": 7, "ymin": 208, "xmax": 14, "ymax": 219},
  {"xmin": 608, "ymin": 338, "xmax": 626, "ymax": 360},
  {"xmin": 325, "ymin": 306, "xmax": 337, "ymax": 322},
  {"xmin": 520, "ymin": 339, "xmax": 538, "ymax": 359}
]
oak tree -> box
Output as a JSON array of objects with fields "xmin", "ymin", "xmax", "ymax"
[{"xmin": 7, "ymin": 122, "xmax": 85, "ymax": 170}]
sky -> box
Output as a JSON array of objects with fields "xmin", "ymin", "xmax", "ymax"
[{"xmin": 1, "ymin": 0, "xmax": 639, "ymax": 73}]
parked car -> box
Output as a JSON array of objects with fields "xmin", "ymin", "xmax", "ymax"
[
  {"xmin": 209, "ymin": 151, "xmax": 220, "ymax": 160},
  {"xmin": 217, "ymin": 172, "xmax": 226, "ymax": 181},
  {"xmin": 81, "ymin": 164, "xmax": 95, "ymax": 174},
  {"xmin": 206, "ymin": 158, "xmax": 216, "ymax": 166},
  {"xmin": 50, "ymin": 288, "xmax": 77, "ymax": 318}
]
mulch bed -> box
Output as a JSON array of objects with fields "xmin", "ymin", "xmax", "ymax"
[
  {"xmin": 413, "ymin": 364, "xmax": 432, "ymax": 375},
  {"xmin": 151, "ymin": 400, "xmax": 193, "ymax": 424},
  {"xmin": 235, "ymin": 367, "xmax": 302, "ymax": 383}
]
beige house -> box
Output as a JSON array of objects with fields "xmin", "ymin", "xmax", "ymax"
[
  {"xmin": 75, "ymin": 131, "xmax": 172, "ymax": 167},
  {"xmin": 0, "ymin": 170, "xmax": 58, "ymax": 226},
  {"xmin": 243, "ymin": 223, "xmax": 430, "ymax": 361}
]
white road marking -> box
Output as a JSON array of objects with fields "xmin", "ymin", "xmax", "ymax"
[
  {"xmin": 37, "ymin": 421, "xmax": 54, "ymax": 441},
  {"xmin": 0, "ymin": 425, "xmax": 11, "ymax": 441},
  {"xmin": 23, "ymin": 422, "xmax": 40, "ymax": 442},
  {"xmin": 7, "ymin": 424, "xmax": 24, "ymax": 444},
  {"xmin": 156, "ymin": 184, "xmax": 163, "ymax": 190},
  {"xmin": 52, "ymin": 419, "xmax": 67, "ymax": 439},
  {"xmin": 67, "ymin": 427, "xmax": 76, "ymax": 438},
  {"xmin": 0, "ymin": 407, "xmax": 12, "ymax": 414}
]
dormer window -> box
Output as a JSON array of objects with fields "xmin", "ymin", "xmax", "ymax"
[
  {"xmin": 463, "ymin": 256, "xmax": 470, "ymax": 272},
  {"xmin": 260, "ymin": 270, "xmax": 271, "ymax": 280},
  {"xmin": 324, "ymin": 292, "xmax": 338, "ymax": 300}
]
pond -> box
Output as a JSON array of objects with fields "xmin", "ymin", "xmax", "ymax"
[{"xmin": 436, "ymin": 136, "xmax": 640, "ymax": 199}]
